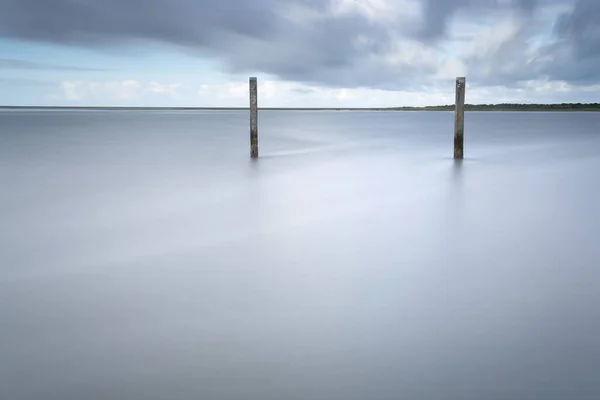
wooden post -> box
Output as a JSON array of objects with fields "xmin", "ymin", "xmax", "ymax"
[
  {"xmin": 249, "ymin": 77, "xmax": 258, "ymax": 158},
  {"xmin": 454, "ymin": 77, "xmax": 465, "ymax": 159}
]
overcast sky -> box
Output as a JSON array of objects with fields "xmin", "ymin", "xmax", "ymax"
[{"xmin": 0, "ymin": 0, "xmax": 598, "ymax": 107}]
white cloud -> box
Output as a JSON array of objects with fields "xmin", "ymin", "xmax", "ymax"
[
  {"xmin": 58, "ymin": 76, "xmax": 600, "ymax": 108},
  {"xmin": 61, "ymin": 81, "xmax": 86, "ymax": 101},
  {"xmin": 522, "ymin": 80, "xmax": 600, "ymax": 94},
  {"xmin": 434, "ymin": 59, "xmax": 468, "ymax": 80},
  {"xmin": 197, "ymin": 79, "xmax": 454, "ymax": 107},
  {"xmin": 331, "ymin": 0, "xmax": 421, "ymax": 25},
  {"xmin": 204, "ymin": 77, "xmax": 600, "ymax": 107},
  {"xmin": 60, "ymin": 80, "xmax": 182, "ymax": 103},
  {"xmin": 147, "ymin": 82, "xmax": 182, "ymax": 96}
]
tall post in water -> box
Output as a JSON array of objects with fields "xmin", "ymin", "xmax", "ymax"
[
  {"xmin": 249, "ymin": 77, "xmax": 259, "ymax": 158},
  {"xmin": 454, "ymin": 77, "xmax": 466, "ymax": 159}
]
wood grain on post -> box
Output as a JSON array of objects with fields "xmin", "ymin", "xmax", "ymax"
[
  {"xmin": 249, "ymin": 77, "xmax": 259, "ymax": 158},
  {"xmin": 454, "ymin": 77, "xmax": 465, "ymax": 159}
]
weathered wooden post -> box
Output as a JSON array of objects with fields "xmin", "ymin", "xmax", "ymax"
[
  {"xmin": 249, "ymin": 77, "xmax": 259, "ymax": 158},
  {"xmin": 454, "ymin": 77, "xmax": 465, "ymax": 159}
]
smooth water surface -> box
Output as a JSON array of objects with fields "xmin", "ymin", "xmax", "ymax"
[{"xmin": 1, "ymin": 110, "xmax": 600, "ymax": 399}]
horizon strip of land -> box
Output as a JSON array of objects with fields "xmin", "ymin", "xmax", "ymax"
[{"xmin": 2, "ymin": 103, "xmax": 600, "ymax": 111}]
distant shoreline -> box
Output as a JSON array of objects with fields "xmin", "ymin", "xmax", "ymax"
[{"xmin": 2, "ymin": 104, "xmax": 600, "ymax": 112}]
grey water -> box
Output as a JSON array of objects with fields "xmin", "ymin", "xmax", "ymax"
[{"xmin": 1, "ymin": 109, "xmax": 600, "ymax": 400}]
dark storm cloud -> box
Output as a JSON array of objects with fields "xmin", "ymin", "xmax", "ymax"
[
  {"xmin": 556, "ymin": 0, "xmax": 600, "ymax": 58},
  {"xmin": 541, "ymin": 0, "xmax": 600, "ymax": 83},
  {"xmin": 1, "ymin": 0, "xmax": 599, "ymax": 88},
  {"xmin": 415, "ymin": 0, "xmax": 538, "ymax": 41},
  {"xmin": 0, "ymin": 0, "xmax": 278, "ymax": 45},
  {"xmin": 214, "ymin": 11, "xmax": 402, "ymax": 88},
  {"xmin": 0, "ymin": 0, "xmax": 408, "ymax": 87},
  {"xmin": 417, "ymin": 0, "xmax": 600, "ymax": 87},
  {"xmin": 0, "ymin": 0, "xmax": 379, "ymax": 84}
]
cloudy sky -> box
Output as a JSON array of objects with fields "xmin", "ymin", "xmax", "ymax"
[{"xmin": 0, "ymin": 0, "xmax": 598, "ymax": 107}]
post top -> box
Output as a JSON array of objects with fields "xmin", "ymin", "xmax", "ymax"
[
  {"xmin": 456, "ymin": 77, "xmax": 466, "ymax": 81},
  {"xmin": 249, "ymin": 77, "xmax": 257, "ymax": 81}
]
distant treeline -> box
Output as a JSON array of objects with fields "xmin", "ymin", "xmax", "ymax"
[
  {"xmin": 392, "ymin": 103, "xmax": 600, "ymax": 111},
  {"xmin": 2, "ymin": 103, "xmax": 600, "ymax": 111}
]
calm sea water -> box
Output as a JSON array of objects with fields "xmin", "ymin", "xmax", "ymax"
[{"xmin": 1, "ymin": 110, "xmax": 600, "ymax": 400}]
